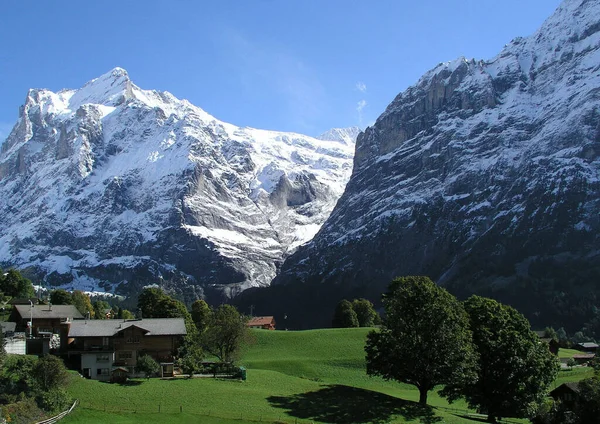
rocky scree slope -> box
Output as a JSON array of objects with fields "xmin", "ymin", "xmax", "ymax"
[
  {"xmin": 274, "ymin": 0, "xmax": 600, "ymax": 329},
  {"xmin": 0, "ymin": 68, "xmax": 355, "ymax": 300}
]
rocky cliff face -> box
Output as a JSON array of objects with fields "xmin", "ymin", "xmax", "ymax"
[
  {"xmin": 0, "ymin": 69, "xmax": 356, "ymax": 301},
  {"xmin": 273, "ymin": 0, "xmax": 600, "ymax": 328}
]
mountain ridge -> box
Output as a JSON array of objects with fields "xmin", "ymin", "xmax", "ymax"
[
  {"xmin": 260, "ymin": 0, "xmax": 600, "ymax": 329},
  {"xmin": 0, "ymin": 68, "xmax": 358, "ymax": 300}
]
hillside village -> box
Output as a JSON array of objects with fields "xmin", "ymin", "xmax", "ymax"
[{"xmin": 1, "ymin": 270, "xmax": 599, "ymax": 423}]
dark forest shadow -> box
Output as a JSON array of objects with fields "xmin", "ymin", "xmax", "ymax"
[{"xmin": 267, "ymin": 384, "xmax": 441, "ymax": 424}]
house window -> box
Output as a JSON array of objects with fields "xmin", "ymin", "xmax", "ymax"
[
  {"xmin": 96, "ymin": 355, "xmax": 109, "ymax": 362},
  {"xmin": 102, "ymin": 337, "xmax": 109, "ymax": 346},
  {"xmin": 126, "ymin": 336, "xmax": 140, "ymax": 344},
  {"xmin": 97, "ymin": 368, "xmax": 109, "ymax": 376},
  {"xmin": 118, "ymin": 351, "xmax": 132, "ymax": 360}
]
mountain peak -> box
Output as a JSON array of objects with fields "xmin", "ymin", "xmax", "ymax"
[
  {"xmin": 317, "ymin": 127, "xmax": 361, "ymax": 145},
  {"xmin": 67, "ymin": 67, "xmax": 133, "ymax": 110}
]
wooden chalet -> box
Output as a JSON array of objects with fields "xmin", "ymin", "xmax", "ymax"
[
  {"xmin": 572, "ymin": 353, "xmax": 596, "ymax": 364},
  {"xmin": 9, "ymin": 303, "xmax": 83, "ymax": 336},
  {"xmin": 550, "ymin": 382, "xmax": 581, "ymax": 409},
  {"xmin": 66, "ymin": 318, "xmax": 186, "ymax": 380},
  {"xmin": 247, "ymin": 316, "xmax": 276, "ymax": 330},
  {"xmin": 576, "ymin": 342, "xmax": 599, "ymax": 353}
]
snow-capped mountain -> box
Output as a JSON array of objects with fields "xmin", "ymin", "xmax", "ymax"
[
  {"xmin": 0, "ymin": 68, "xmax": 356, "ymax": 300},
  {"xmin": 317, "ymin": 127, "xmax": 362, "ymax": 146},
  {"xmin": 272, "ymin": 0, "xmax": 600, "ymax": 328}
]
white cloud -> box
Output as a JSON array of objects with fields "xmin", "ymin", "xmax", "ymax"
[
  {"xmin": 356, "ymin": 82, "xmax": 367, "ymax": 93},
  {"xmin": 356, "ymin": 100, "xmax": 367, "ymax": 125}
]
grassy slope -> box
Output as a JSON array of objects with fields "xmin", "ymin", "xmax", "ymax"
[
  {"xmin": 558, "ymin": 348, "xmax": 582, "ymax": 359},
  {"xmin": 63, "ymin": 328, "xmax": 590, "ymax": 424}
]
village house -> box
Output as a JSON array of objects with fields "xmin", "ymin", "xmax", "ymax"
[
  {"xmin": 247, "ymin": 316, "xmax": 276, "ymax": 330},
  {"xmin": 572, "ymin": 353, "xmax": 596, "ymax": 365},
  {"xmin": 576, "ymin": 342, "xmax": 599, "ymax": 353},
  {"xmin": 550, "ymin": 382, "xmax": 581, "ymax": 409},
  {"xmin": 65, "ymin": 318, "xmax": 186, "ymax": 380},
  {"xmin": 9, "ymin": 303, "xmax": 83, "ymax": 336}
]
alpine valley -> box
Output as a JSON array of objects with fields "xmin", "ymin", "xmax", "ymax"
[
  {"xmin": 0, "ymin": 68, "xmax": 357, "ymax": 302},
  {"xmin": 241, "ymin": 0, "xmax": 600, "ymax": 329},
  {"xmin": 2, "ymin": 0, "xmax": 600, "ymax": 331}
]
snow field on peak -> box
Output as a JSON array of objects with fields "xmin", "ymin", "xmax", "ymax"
[{"xmin": 0, "ymin": 67, "xmax": 359, "ymax": 293}]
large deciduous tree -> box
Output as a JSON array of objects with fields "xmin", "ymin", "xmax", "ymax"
[
  {"xmin": 0, "ymin": 329, "xmax": 5, "ymax": 370},
  {"xmin": 50, "ymin": 289, "xmax": 73, "ymax": 305},
  {"xmin": 135, "ymin": 355, "xmax": 160, "ymax": 379},
  {"xmin": 365, "ymin": 276, "xmax": 477, "ymax": 405},
  {"xmin": 72, "ymin": 291, "xmax": 94, "ymax": 318},
  {"xmin": 202, "ymin": 304, "xmax": 249, "ymax": 363},
  {"xmin": 575, "ymin": 374, "xmax": 600, "ymax": 422},
  {"xmin": 137, "ymin": 287, "xmax": 189, "ymax": 319},
  {"xmin": 0, "ymin": 269, "xmax": 35, "ymax": 299},
  {"xmin": 31, "ymin": 355, "xmax": 69, "ymax": 392},
  {"xmin": 443, "ymin": 296, "xmax": 560, "ymax": 422}
]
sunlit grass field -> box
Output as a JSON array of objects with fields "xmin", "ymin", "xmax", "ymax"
[{"xmin": 62, "ymin": 328, "xmax": 590, "ymax": 424}]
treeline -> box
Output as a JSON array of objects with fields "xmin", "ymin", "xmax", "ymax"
[
  {"xmin": 331, "ymin": 298, "xmax": 380, "ymax": 328},
  {"xmin": 542, "ymin": 310, "xmax": 600, "ymax": 346}
]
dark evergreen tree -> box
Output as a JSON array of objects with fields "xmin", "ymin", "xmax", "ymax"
[
  {"xmin": 331, "ymin": 299, "xmax": 359, "ymax": 328},
  {"xmin": 352, "ymin": 298, "xmax": 378, "ymax": 327},
  {"xmin": 191, "ymin": 299, "xmax": 211, "ymax": 332}
]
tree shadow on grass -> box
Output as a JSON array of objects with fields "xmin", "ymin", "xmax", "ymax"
[
  {"xmin": 267, "ymin": 384, "xmax": 441, "ymax": 424},
  {"xmin": 98, "ymin": 380, "xmax": 143, "ymax": 386}
]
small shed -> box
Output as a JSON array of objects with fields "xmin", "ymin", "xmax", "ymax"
[
  {"xmin": 572, "ymin": 353, "xmax": 595, "ymax": 364},
  {"xmin": 0, "ymin": 322, "xmax": 16, "ymax": 337},
  {"xmin": 111, "ymin": 367, "xmax": 129, "ymax": 384},
  {"xmin": 160, "ymin": 362, "xmax": 174, "ymax": 378},
  {"xmin": 247, "ymin": 316, "xmax": 276, "ymax": 330}
]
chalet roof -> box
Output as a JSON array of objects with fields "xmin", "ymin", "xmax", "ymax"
[
  {"xmin": 578, "ymin": 342, "xmax": 599, "ymax": 349},
  {"xmin": 573, "ymin": 353, "xmax": 596, "ymax": 359},
  {"xmin": 1, "ymin": 322, "xmax": 16, "ymax": 332},
  {"xmin": 13, "ymin": 304, "xmax": 84, "ymax": 320},
  {"xmin": 68, "ymin": 318, "xmax": 187, "ymax": 337},
  {"xmin": 247, "ymin": 316, "xmax": 275, "ymax": 326},
  {"xmin": 551, "ymin": 382, "xmax": 581, "ymax": 395}
]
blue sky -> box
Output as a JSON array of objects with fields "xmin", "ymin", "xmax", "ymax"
[{"xmin": 0, "ymin": 0, "xmax": 561, "ymax": 139}]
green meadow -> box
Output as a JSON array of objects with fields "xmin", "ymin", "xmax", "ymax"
[{"xmin": 62, "ymin": 328, "xmax": 589, "ymax": 424}]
